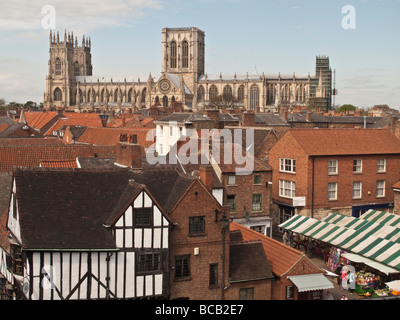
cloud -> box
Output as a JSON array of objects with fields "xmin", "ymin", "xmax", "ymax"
[{"xmin": 0, "ymin": 0, "xmax": 163, "ymax": 34}]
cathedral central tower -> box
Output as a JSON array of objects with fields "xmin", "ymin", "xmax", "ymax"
[{"xmin": 161, "ymin": 27, "xmax": 205, "ymax": 93}]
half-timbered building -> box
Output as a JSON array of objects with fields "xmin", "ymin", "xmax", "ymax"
[{"xmin": 5, "ymin": 168, "xmax": 171, "ymax": 300}]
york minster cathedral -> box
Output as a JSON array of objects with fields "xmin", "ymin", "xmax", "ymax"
[{"xmin": 44, "ymin": 27, "xmax": 333, "ymax": 112}]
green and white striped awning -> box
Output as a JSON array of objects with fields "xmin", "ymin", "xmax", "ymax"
[{"xmin": 278, "ymin": 209, "xmax": 400, "ymax": 272}]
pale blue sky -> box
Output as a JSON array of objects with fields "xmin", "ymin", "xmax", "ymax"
[{"xmin": 0, "ymin": 0, "xmax": 399, "ymax": 109}]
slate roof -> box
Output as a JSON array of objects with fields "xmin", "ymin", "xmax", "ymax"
[
  {"xmin": 0, "ymin": 118, "xmax": 41, "ymax": 138},
  {"xmin": 248, "ymin": 113, "xmax": 290, "ymax": 127},
  {"xmin": 156, "ymin": 112, "xmax": 212, "ymax": 123},
  {"xmin": 13, "ymin": 168, "xmax": 133, "ymax": 250},
  {"xmin": 286, "ymin": 128, "xmax": 400, "ymax": 156},
  {"xmin": 212, "ymin": 142, "xmax": 272, "ymax": 173},
  {"xmin": 230, "ymin": 222, "xmax": 305, "ymax": 277},
  {"xmin": 130, "ymin": 168, "xmax": 195, "ymax": 213},
  {"xmin": 45, "ymin": 117, "xmax": 103, "ymax": 135},
  {"xmin": 78, "ymin": 157, "xmax": 116, "ymax": 168},
  {"xmin": 229, "ymin": 241, "xmax": 274, "ymax": 283}
]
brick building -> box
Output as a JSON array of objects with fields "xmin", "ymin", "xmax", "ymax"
[
  {"xmin": 268, "ymin": 129, "xmax": 400, "ymax": 233},
  {"xmin": 230, "ymin": 222, "xmax": 332, "ymax": 300}
]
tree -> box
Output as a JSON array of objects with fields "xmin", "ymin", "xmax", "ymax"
[
  {"xmin": 0, "ymin": 98, "xmax": 5, "ymax": 110},
  {"xmin": 338, "ymin": 104, "xmax": 357, "ymax": 113}
]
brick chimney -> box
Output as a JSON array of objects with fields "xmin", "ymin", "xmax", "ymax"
[
  {"xmin": 206, "ymin": 109, "xmax": 220, "ymax": 128},
  {"xmin": 283, "ymin": 107, "xmax": 288, "ymax": 122},
  {"xmin": 199, "ymin": 165, "xmax": 214, "ymax": 192},
  {"xmin": 306, "ymin": 109, "xmax": 311, "ymax": 122},
  {"xmin": 242, "ymin": 111, "xmax": 255, "ymax": 127},
  {"xmin": 116, "ymin": 142, "xmax": 141, "ymax": 169}
]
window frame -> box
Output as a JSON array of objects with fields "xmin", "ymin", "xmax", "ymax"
[
  {"xmin": 327, "ymin": 182, "xmax": 337, "ymax": 201},
  {"xmin": 170, "ymin": 41, "xmax": 177, "ymax": 69},
  {"xmin": 226, "ymin": 194, "xmax": 236, "ymax": 212},
  {"xmin": 328, "ymin": 159, "xmax": 338, "ymax": 175},
  {"xmin": 239, "ymin": 287, "xmax": 254, "ymax": 300},
  {"xmin": 189, "ymin": 216, "xmax": 205, "ymax": 236},
  {"xmin": 279, "ymin": 158, "xmax": 296, "ymax": 174},
  {"xmin": 182, "ymin": 40, "xmax": 189, "ymax": 68},
  {"xmin": 376, "ymin": 180, "xmax": 385, "ymax": 197},
  {"xmin": 209, "ymin": 263, "xmax": 218, "ymax": 287},
  {"xmin": 175, "ymin": 255, "xmax": 191, "ymax": 280},
  {"xmin": 352, "ymin": 181, "xmax": 362, "ymax": 199},
  {"xmin": 55, "ymin": 58, "xmax": 62, "ymax": 76},
  {"xmin": 137, "ymin": 252, "xmax": 162, "ymax": 274},
  {"xmin": 377, "ymin": 159, "xmax": 386, "ymax": 173},
  {"xmin": 353, "ymin": 159, "xmax": 363, "ymax": 174},
  {"xmin": 227, "ymin": 175, "xmax": 236, "ymax": 186},
  {"xmin": 133, "ymin": 207, "xmax": 153, "ymax": 227},
  {"xmin": 279, "ymin": 180, "xmax": 296, "ymax": 199},
  {"xmin": 252, "ymin": 194, "xmax": 262, "ymax": 212},
  {"xmin": 254, "ymin": 175, "xmax": 262, "ymax": 185}
]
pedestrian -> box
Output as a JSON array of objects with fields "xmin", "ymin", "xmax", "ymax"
[
  {"xmin": 324, "ymin": 291, "xmax": 334, "ymax": 300},
  {"xmin": 341, "ymin": 269, "xmax": 349, "ymax": 290},
  {"xmin": 348, "ymin": 270, "xmax": 356, "ymax": 293},
  {"xmin": 340, "ymin": 295, "xmax": 348, "ymax": 300},
  {"xmin": 283, "ymin": 231, "xmax": 288, "ymax": 245}
]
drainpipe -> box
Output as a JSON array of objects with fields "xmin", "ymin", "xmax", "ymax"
[
  {"xmin": 105, "ymin": 252, "xmax": 113, "ymax": 300},
  {"xmin": 311, "ymin": 156, "xmax": 315, "ymax": 219}
]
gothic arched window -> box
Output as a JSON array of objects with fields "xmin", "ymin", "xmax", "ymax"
[
  {"xmin": 197, "ymin": 85, "xmax": 205, "ymax": 101},
  {"xmin": 237, "ymin": 85, "xmax": 244, "ymax": 102},
  {"xmin": 182, "ymin": 40, "xmax": 189, "ymax": 68},
  {"xmin": 209, "ymin": 85, "xmax": 218, "ymax": 100},
  {"xmin": 170, "ymin": 41, "xmax": 177, "ymax": 69},
  {"xmin": 249, "ymin": 84, "xmax": 259, "ymax": 110},
  {"xmin": 55, "ymin": 58, "xmax": 61, "ymax": 76},
  {"xmin": 223, "ymin": 85, "xmax": 232, "ymax": 101},
  {"xmin": 128, "ymin": 89, "xmax": 132, "ymax": 103},
  {"xmin": 114, "ymin": 89, "xmax": 119, "ymax": 102},
  {"xmin": 141, "ymin": 88, "xmax": 147, "ymax": 103},
  {"xmin": 162, "ymin": 95, "xmax": 168, "ymax": 107},
  {"xmin": 74, "ymin": 61, "xmax": 79, "ymax": 76},
  {"xmin": 54, "ymin": 87, "xmax": 62, "ymax": 101}
]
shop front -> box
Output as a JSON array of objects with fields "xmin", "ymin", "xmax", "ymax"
[{"xmin": 287, "ymin": 273, "xmax": 333, "ymax": 300}]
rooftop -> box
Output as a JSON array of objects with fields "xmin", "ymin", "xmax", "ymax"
[{"xmin": 286, "ymin": 128, "xmax": 400, "ymax": 156}]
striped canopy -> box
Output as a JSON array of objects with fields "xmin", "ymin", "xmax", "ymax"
[{"xmin": 278, "ymin": 210, "xmax": 400, "ymax": 272}]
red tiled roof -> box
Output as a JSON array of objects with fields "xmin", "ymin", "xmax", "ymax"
[
  {"xmin": 0, "ymin": 137, "xmax": 64, "ymax": 145},
  {"xmin": 287, "ymin": 128, "xmax": 400, "ymax": 156},
  {"xmin": 0, "ymin": 143, "xmax": 115, "ymax": 172},
  {"xmin": 40, "ymin": 159, "xmax": 79, "ymax": 168},
  {"xmin": 76, "ymin": 127, "xmax": 154, "ymax": 148},
  {"xmin": 45, "ymin": 117, "xmax": 104, "ymax": 135},
  {"xmin": 23, "ymin": 111, "xmax": 59, "ymax": 129},
  {"xmin": 0, "ymin": 124, "xmax": 9, "ymax": 133},
  {"xmin": 230, "ymin": 222, "xmax": 304, "ymax": 277},
  {"xmin": 393, "ymin": 181, "xmax": 400, "ymax": 189}
]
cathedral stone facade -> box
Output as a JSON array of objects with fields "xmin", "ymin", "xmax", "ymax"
[{"xmin": 44, "ymin": 27, "xmax": 332, "ymax": 113}]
